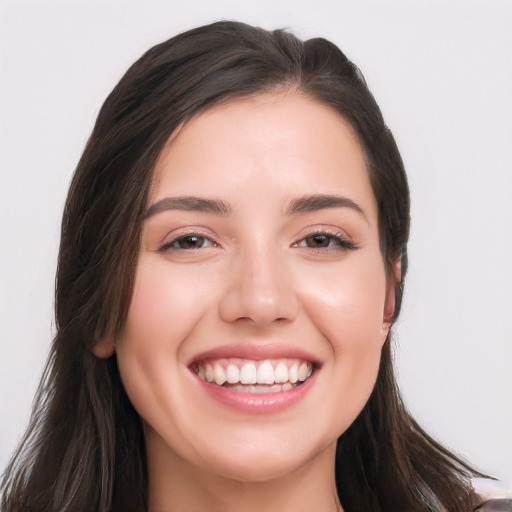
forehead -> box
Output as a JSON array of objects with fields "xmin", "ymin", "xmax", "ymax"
[{"xmin": 150, "ymin": 92, "xmax": 376, "ymax": 218}]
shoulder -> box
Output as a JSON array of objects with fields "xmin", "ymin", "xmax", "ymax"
[{"xmin": 472, "ymin": 478, "xmax": 512, "ymax": 512}]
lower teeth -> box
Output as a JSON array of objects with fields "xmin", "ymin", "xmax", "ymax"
[{"xmin": 221, "ymin": 382, "xmax": 297, "ymax": 393}]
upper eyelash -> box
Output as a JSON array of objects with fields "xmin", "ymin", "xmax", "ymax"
[
  {"xmin": 293, "ymin": 231, "xmax": 357, "ymax": 251},
  {"xmin": 158, "ymin": 233, "xmax": 218, "ymax": 252},
  {"xmin": 157, "ymin": 230, "xmax": 356, "ymax": 252}
]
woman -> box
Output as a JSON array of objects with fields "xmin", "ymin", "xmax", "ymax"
[{"xmin": 1, "ymin": 20, "xmax": 507, "ymax": 512}]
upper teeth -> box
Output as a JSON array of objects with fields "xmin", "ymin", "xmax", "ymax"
[{"xmin": 196, "ymin": 358, "xmax": 313, "ymax": 386}]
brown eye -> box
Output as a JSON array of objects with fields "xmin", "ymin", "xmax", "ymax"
[
  {"xmin": 159, "ymin": 234, "xmax": 217, "ymax": 252},
  {"xmin": 294, "ymin": 232, "xmax": 356, "ymax": 252},
  {"xmin": 179, "ymin": 235, "xmax": 206, "ymax": 249},
  {"xmin": 305, "ymin": 234, "xmax": 331, "ymax": 248},
  {"xmin": 174, "ymin": 235, "xmax": 209, "ymax": 249}
]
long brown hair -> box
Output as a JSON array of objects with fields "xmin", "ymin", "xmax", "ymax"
[{"xmin": 1, "ymin": 21, "xmax": 484, "ymax": 512}]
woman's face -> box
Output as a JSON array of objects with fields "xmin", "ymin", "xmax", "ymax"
[{"xmin": 110, "ymin": 92, "xmax": 395, "ymax": 482}]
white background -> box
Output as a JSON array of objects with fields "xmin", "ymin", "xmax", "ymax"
[{"xmin": 1, "ymin": 0, "xmax": 511, "ymax": 485}]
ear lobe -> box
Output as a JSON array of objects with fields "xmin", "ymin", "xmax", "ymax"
[
  {"xmin": 92, "ymin": 334, "xmax": 116, "ymax": 358},
  {"xmin": 382, "ymin": 260, "xmax": 402, "ymax": 333}
]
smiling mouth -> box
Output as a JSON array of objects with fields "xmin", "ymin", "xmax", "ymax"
[{"xmin": 193, "ymin": 358, "xmax": 314, "ymax": 393}]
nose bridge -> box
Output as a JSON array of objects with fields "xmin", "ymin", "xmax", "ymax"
[{"xmin": 219, "ymin": 241, "xmax": 298, "ymax": 326}]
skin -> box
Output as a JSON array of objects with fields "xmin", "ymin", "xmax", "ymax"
[{"xmin": 95, "ymin": 91, "xmax": 397, "ymax": 512}]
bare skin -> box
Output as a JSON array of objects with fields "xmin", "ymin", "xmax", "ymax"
[
  {"xmin": 95, "ymin": 91, "xmax": 395, "ymax": 511},
  {"xmin": 148, "ymin": 435, "xmax": 342, "ymax": 512}
]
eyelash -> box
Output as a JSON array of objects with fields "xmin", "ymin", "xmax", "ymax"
[
  {"xmin": 158, "ymin": 230, "xmax": 356, "ymax": 253},
  {"xmin": 292, "ymin": 231, "xmax": 356, "ymax": 252},
  {"xmin": 159, "ymin": 233, "xmax": 219, "ymax": 252}
]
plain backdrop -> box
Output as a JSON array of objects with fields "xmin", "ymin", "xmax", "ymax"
[{"xmin": 1, "ymin": 0, "xmax": 511, "ymax": 485}]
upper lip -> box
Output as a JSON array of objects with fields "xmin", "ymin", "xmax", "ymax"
[{"xmin": 188, "ymin": 342, "xmax": 321, "ymax": 366}]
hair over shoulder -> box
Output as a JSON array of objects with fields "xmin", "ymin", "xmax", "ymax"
[{"xmin": 1, "ymin": 20, "xmax": 487, "ymax": 512}]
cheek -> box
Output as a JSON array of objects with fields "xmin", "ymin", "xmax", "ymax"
[
  {"xmin": 115, "ymin": 261, "xmax": 213, "ymax": 420},
  {"xmin": 300, "ymin": 255, "xmax": 388, "ymax": 347},
  {"xmin": 123, "ymin": 260, "xmax": 213, "ymax": 352},
  {"xmin": 297, "ymin": 255, "xmax": 388, "ymax": 420}
]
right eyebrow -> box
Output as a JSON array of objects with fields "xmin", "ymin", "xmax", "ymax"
[{"xmin": 143, "ymin": 196, "xmax": 232, "ymax": 218}]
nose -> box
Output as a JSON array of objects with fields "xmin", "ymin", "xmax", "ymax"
[{"xmin": 218, "ymin": 246, "xmax": 299, "ymax": 327}]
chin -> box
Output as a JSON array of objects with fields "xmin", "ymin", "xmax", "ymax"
[
  {"xmin": 187, "ymin": 425, "xmax": 339, "ymax": 485},
  {"xmin": 202, "ymin": 446, "xmax": 323, "ymax": 484}
]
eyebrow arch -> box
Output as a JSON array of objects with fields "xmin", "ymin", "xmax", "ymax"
[
  {"xmin": 286, "ymin": 194, "xmax": 367, "ymax": 221},
  {"xmin": 143, "ymin": 196, "xmax": 232, "ymax": 218}
]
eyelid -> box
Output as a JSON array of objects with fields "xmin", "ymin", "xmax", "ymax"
[
  {"xmin": 158, "ymin": 227, "xmax": 221, "ymax": 252},
  {"xmin": 293, "ymin": 224, "xmax": 352, "ymax": 242},
  {"xmin": 292, "ymin": 225, "xmax": 357, "ymax": 251}
]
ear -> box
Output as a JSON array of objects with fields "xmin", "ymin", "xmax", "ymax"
[
  {"xmin": 381, "ymin": 259, "xmax": 401, "ymax": 336},
  {"xmin": 92, "ymin": 333, "xmax": 116, "ymax": 358}
]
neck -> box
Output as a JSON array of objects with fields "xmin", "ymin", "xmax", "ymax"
[{"xmin": 146, "ymin": 432, "xmax": 343, "ymax": 512}]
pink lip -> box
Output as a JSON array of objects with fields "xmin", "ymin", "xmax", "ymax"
[
  {"xmin": 188, "ymin": 342, "xmax": 320, "ymax": 366},
  {"xmin": 191, "ymin": 368, "xmax": 317, "ymax": 415},
  {"xmin": 188, "ymin": 343, "xmax": 320, "ymax": 414}
]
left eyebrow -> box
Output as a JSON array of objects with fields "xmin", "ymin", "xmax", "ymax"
[
  {"xmin": 143, "ymin": 196, "xmax": 232, "ymax": 218},
  {"xmin": 286, "ymin": 194, "xmax": 368, "ymax": 221}
]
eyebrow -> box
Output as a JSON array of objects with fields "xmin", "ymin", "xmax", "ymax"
[
  {"xmin": 143, "ymin": 196, "xmax": 232, "ymax": 218},
  {"xmin": 143, "ymin": 193, "xmax": 367, "ymax": 221},
  {"xmin": 286, "ymin": 194, "xmax": 367, "ymax": 220}
]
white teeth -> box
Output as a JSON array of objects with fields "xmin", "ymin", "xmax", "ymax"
[
  {"xmin": 205, "ymin": 364, "xmax": 214, "ymax": 383},
  {"xmin": 196, "ymin": 359, "xmax": 314, "ymax": 390},
  {"xmin": 298, "ymin": 362, "xmax": 310, "ymax": 382},
  {"xmin": 274, "ymin": 362, "xmax": 288, "ymax": 383},
  {"xmin": 221, "ymin": 383, "xmax": 295, "ymax": 393},
  {"xmin": 213, "ymin": 364, "xmax": 226, "ymax": 385},
  {"xmin": 288, "ymin": 363, "xmax": 298, "ymax": 384},
  {"xmin": 226, "ymin": 364, "xmax": 240, "ymax": 384},
  {"xmin": 239, "ymin": 363, "xmax": 257, "ymax": 384},
  {"xmin": 256, "ymin": 361, "xmax": 275, "ymax": 385}
]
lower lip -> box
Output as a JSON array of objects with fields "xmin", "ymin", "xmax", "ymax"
[{"xmin": 192, "ymin": 370, "xmax": 317, "ymax": 415}]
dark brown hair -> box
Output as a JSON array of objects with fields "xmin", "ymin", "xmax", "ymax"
[{"xmin": 1, "ymin": 20, "xmax": 484, "ymax": 512}]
